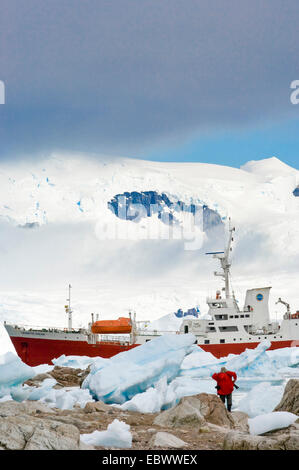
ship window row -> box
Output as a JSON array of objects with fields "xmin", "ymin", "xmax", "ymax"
[
  {"xmin": 207, "ymin": 325, "xmax": 239, "ymax": 332},
  {"xmin": 219, "ymin": 326, "xmax": 238, "ymax": 332},
  {"xmin": 214, "ymin": 314, "xmax": 250, "ymax": 320},
  {"xmin": 228, "ymin": 314, "xmax": 250, "ymax": 319},
  {"xmin": 204, "ymin": 335, "xmax": 284, "ymax": 345}
]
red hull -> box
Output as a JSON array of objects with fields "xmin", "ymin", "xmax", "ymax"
[
  {"xmin": 10, "ymin": 335, "xmax": 297, "ymax": 366},
  {"xmin": 10, "ymin": 336, "xmax": 138, "ymax": 366},
  {"xmin": 200, "ymin": 340, "xmax": 295, "ymax": 358}
]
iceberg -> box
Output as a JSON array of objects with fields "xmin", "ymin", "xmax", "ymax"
[
  {"xmin": 248, "ymin": 411, "xmax": 298, "ymax": 435},
  {"xmin": 26, "ymin": 377, "xmax": 94, "ymax": 409},
  {"xmin": 52, "ymin": 354, "xmax": 103, "ymax": 369},
  {"xmin": 179, "ymin": 340, "xmax": 280, "ymax": 378},
  {"xmin": 82, "ymin": 334, "xmax": 196, "ymax": 404},
  {"xmin": 266, "ymin": 347, "xmax": 299, "ymax": 369},
  {"xmin": 117, "ymin": 375, "xmax": 216, "ymax": 413},
  {"xmin": 116, "ymin": 376, "xmax": 171, "ymax": 413},
  {"xmin": 0, "ymin": 352, "xmax": 35, "ymax": 398},
  {"xmin": 80, "ymin": 419, "xmax": 132, "ymax": 448},
  {"xmin": 237, "ymin": 382, "xmax": 285, "ymax": 417}
]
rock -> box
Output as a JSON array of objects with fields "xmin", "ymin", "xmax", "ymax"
[
  {"xmin": 84, "ymin": 401, "xmax": 112, "ymax": 414},
  {"xmin": 0, "ymin": 415, "xmax": 81, "ymax": 450},
  {"xmin": 153, "ymin": 397, "xmax": 205, "ymax": 428},
  {"xmin": 0, "ymin": 401, "xmax": 55, "ymax": 417},
  {"xmin": 274, "ymin": 379, "xmax": 299, "ymax": 415},
  {"xmin": 223, "ymin": 423, "xmax": 299, "ymax": 450},
  {"xmin": 49, "ymin": 366, "xmax": 87, "ymax": 388},
  {"xmin": 150, "ymin": 432, "xmax": 187, "ymax": 449},
  {"xmin": 198, "ymin": 426, "xmax": 211, "ymax": 433},
  {"xmin": 24, "ymin": 373, "xmax": 53, "ymax": 387},
  {"xmin": 154, "ymin": 394, "xmax": 234, "ymax": 429},
  {"xmin": 230, "ymin": 411, "xmax": 249, "ymax": 433}
]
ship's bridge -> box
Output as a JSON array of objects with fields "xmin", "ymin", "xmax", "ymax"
[{"xmin": 206, "ymin": 295, "xmax": 240, "ymax": 316}]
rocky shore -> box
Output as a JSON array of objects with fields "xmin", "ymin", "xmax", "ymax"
[{"xmin": 0, "ymin": 366, "xmax": 298, "ymax": 451}]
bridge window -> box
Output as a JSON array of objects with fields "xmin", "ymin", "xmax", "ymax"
[
  {"xmin": 220, "ymin": 339, "xmax": 225, "ymax": 343},
  {"xmin": 219, "ymin": 326, "xmax": 238, "ymax": 332},
  {"xmin": 215, "ymin": 315, "xmax": 228, "ymax": 320},
  {"xmin": 204, "ymin": 340, "xmax": 210, "ymax": 344}
]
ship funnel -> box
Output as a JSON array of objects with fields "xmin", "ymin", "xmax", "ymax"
[{"xmin": 244, "ymin": 287, "xmax": 271, "ymax": 329}]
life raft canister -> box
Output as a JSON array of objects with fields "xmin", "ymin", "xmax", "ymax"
[{"xmin": 91, "ymin": 317, "xmax": 132, "ymax": 334}]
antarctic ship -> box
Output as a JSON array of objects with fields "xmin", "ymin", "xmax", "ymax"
[{"xmin": 4, "ymin": 223, "xmax": 299, "ymax": 366}]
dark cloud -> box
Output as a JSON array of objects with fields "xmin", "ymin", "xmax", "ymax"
[{"xmin": 0, "ymin": 0, "xmax": 298, "ymax": 158}]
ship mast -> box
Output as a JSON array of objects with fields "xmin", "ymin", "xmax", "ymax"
[
  {"xmin": 206, "ymin": 219, "xmax": 235, "ymax": 299},
  {"xmin": 65, "ymin": 284, "xmax": 73, "ymax": 331}
]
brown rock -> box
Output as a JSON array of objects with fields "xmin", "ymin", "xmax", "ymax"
[
  {"xmin": 0, "ymin": 414, "xmax": 82, "ymax": 450},
  {"xmin": 84, "ymin": 401, "xmax": 113, "ymax": 414},
  {"xmin": 0, "ymin": 401, "xmax": 55, "ymax": 418},
  {"xmin": 49, "ymin": 366, "xmax": 87, "ymax": 387},
  {"xmin": 274, "ymin": 379, "xmax": 299, "ymax": 416},
  {"xmin": 223, "ymin": 424, "xmax": 299, "ymax": 450},
  {"xmin": 149, "ymin": 432, "xmax": 187, "ymax": 449},
  {"xmin": 24, "ymin": 373, "xmax": 53, "ymax": 387},
  {"xmin": 154, "ymin": 393, "xmax": 234, "ymax": 429}
]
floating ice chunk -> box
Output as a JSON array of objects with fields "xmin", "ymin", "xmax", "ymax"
[
  {"xmin": 27, "ymin": 378, "xmax": 57, "ymax": 401},
  {"xmin": 266, "ymin": 347, "xmax": 299, "ymax": 369},
  {"xmin": 248, "ymin": 411, "xmax": 298, "ymax": 435},
  {"xmin": 41, "ymin": 387, "xmax": 93, "ymax": 410},
  {"xmin": 52, "ymin": 354, "xmax": 102, "ymax": 369},
  {"xmin": 116, "ymin": 374, "xmax": 217, "ymax": 414},
  {"xmin": 168, "ymin": 376, "xmax": 216, "ymax": 402},
  {"xmin": 0, "ymin": 394, "xmax": 12, "ymax": 402},
  {"xmin": 224, "ymin": 340, "xmax": 274, "ymax": 376},
  {"xmin": 180, "ymin": 340, "xmax": 274, "ymax": 378},
  {"xmin": 0, "ymin": 352, "xmax": 35, "ymax": 398},
  {"xmin": 180, "ymin": 347, "xmax": 219, "ymax": 370},
  {"xmin": 83, "ymin": 334, "xmax": 196, "ymax": 404},
  {"xmin": 117, "ymin": 376, "xmax": 169, "ymax": 413},
  {"xmin": 33, "ymin": 363, "xmax": 54, "ymax": 374},
  {"xmin": 11, "ymin": 385, "xmax": 32, "ymax": 402},
  {"xmin": 80, "ymin": 419, "xmax": 132, "ymax": 448},
  {"xmin": 237, "ymin": 382, "xmax": 285, "ymax": 417},
  {"xmin": 23, "ymin": 376, "xmax": 94, "ymax": 410}
]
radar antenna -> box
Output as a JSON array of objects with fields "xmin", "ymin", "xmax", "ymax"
[
  {"xmin": 65, "ymin": 284, "xmax": 73, "ymax": 331},
  {"xmin": 205, "ymin": 218, "xmax": 235, "ymax": 299}
]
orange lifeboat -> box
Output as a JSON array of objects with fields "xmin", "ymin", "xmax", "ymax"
[{"xmin": 91, "ymin": 317, "xmax": 132, "ymax": 334}]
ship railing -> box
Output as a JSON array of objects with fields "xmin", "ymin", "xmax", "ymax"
[
  {"xmin": 4, "ymin": 322, "xmax": 85, "ymax": 334},
  {"xmin": 135, "ymin": 329, "xmax": 180, "ymax": 336},
  {"xmin": 99, "ymin": 334, "xmax": 131, "ymax": 344}
]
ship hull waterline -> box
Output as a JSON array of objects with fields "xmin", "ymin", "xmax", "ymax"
[{"xmin": 9, "ymin": 335, "xmax": 296, "ymax": 367}]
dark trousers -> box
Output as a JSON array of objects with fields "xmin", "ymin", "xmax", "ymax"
[{"xmin": 219, "ymin": 393, "xmax": 232, "ymax": 411}]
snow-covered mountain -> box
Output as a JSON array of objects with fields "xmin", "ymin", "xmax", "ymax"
[{"xmin": 0, "ymin": 153, "xmax": 298, "ymax": 353}]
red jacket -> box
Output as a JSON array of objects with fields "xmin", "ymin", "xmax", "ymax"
[{"xmin": 212, "ymin": 370, "xmax": 237, "ymax": 395}]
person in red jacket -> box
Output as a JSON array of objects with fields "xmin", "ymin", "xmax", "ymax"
[{"xmin": 212, "ymin": 367, "xmax": 237, "ymax": 412}]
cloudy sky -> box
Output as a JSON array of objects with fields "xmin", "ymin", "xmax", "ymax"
[{"xmin": 1, "ymin": 0, "xmax": 299, "ymax": 168}]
